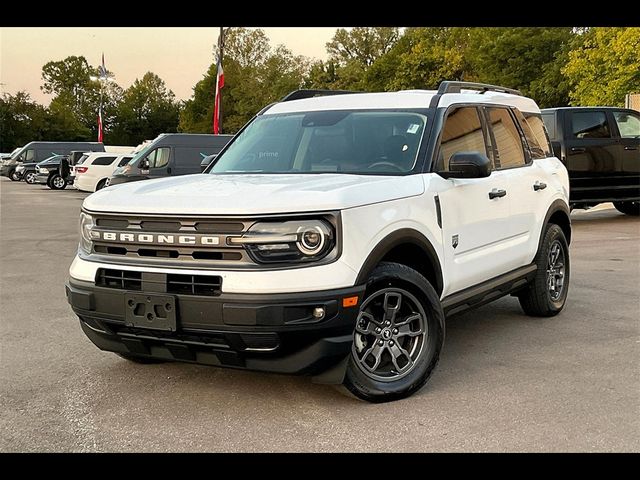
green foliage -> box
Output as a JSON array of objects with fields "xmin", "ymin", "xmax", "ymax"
[
  {"xmin": 179, "ymin": 27, "xmax": 308, "ymax": 134},
  {"xmin": 0, "ymin": 92, "xmax": 49, "ymax": 151},
  {"xmin": 563, "ymin": 27, "xmax": 640, "ymax": 106},
  {"xmin": 110, "ymin": 72, "xmax": 180, "ymax": 145},
  {"xmin": 326, "ymin": 27, "xmax": 399, "ymax": 67}
]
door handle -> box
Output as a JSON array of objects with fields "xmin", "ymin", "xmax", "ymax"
[
  {"xmin": 570, "ymin": 147, "xmax": 586, "ymax": 154},
  {"xmin": 624, "ymin": 146, "xmax": 638, "ymax": 151},
  {"xmin": 489, "ymin": 188, "xmax": 507, "ymax": 199},
  {"xmin": 533, "ymin": 181, "xmax": 547, "ymax": 191}
]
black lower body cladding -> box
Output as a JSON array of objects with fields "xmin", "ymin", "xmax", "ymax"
[{"xmin": 66, "ymin": 278, "xmax": 365, "ymax": 375}]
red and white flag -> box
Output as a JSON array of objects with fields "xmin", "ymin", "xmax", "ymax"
[
  {"xmin": 97, "ymin": 105, "xmax": 103, "ymax": 143},
  {"xmin": 213, "ymin": 57, "xmax": 225, "ymax": 134}
]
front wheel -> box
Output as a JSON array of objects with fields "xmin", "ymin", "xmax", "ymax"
[
  {"xmin": 343, "ymin": 262, "xmax": 445, "ymax": 403},
  {"xmin": 518, "ymin": 224, "xmax": 570, "ymax": 317},
  {"xmin": 24, "ymin": 171, "xmax": 37, "ymax": 184},
  {"xmin": 49, "ymin": 174, "xmax": 67, "ymax": 190},
  {"xmin": 9, "ymin": 170, "xmax": 21, "ymax": 181},
  {"xmin": 613, "ymin": 201, "xmax": 640, "ymax": 216}
]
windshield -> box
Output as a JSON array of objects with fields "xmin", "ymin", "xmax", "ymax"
[{"xmin": 210, "ymin": 110, "xmax": 429, "ymax": 175}]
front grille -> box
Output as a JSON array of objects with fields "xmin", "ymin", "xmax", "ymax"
[
  {"xmin": 167, "ymin": 274, "xmax": 222, "ymax": 296},
  {"xmin": 95, "ymin": 268, "xmax": 222, "ymax": 297},
  {"xmin": 96, "ymin": 269, "xmax": 142, "ymax": 291}
]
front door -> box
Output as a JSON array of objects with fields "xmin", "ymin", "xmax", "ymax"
[
  {"xmin": 143, "ymin": 147, "xmax": 172, "ymax": 178},
  {"xmin": 564, "ymin": 109, "xmax": 619, "ymax": 204},
  {"xmin": 611, "ymin": 109, "xmax": 640, "ymax": 201},
  {"xmin": 434, "ymin": 106, "xmax": 512, "ymax": 296}
]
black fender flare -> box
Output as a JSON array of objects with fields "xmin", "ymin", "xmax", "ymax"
[
  {"xmin": 538, "ymin": 199, "xmax": 571, "ymax": 252},
  {"xmin": 354, "ymin": 228, "xmax": 443, "ymax": 294}
]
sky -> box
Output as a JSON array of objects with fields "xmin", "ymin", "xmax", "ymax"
[{"xmin": 0, "ymin": 27, "xmax": 337, "ymax": 105}]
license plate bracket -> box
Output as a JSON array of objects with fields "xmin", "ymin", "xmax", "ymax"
[{"xmin": 124, "ymin": 293, "xmax": 177, "ymax": 332}]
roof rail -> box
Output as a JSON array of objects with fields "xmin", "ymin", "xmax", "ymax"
[
  {"xmin": 280, "ymin": 89, "xmax": 360, "ymax": 102},
  {"xmin": 438, "ymin": 81, "xmax": 522, "ymax": 96}
]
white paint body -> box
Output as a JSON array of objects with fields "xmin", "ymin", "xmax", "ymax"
[
  {"xmin": 70, "ymin": 89, "xmax": 570, "ymax": 297},
  {"xmin": 74, "ymin": 153, "xmax": 134, "ymax": 193}
]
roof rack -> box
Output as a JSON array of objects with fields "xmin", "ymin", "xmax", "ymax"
[
  {"xmin": 437, "ymin": 81, "xmax": 522, "ymax": 96},
  {"xmin": 280, "ymin": 89, "xmax": 360, "ymax": 102}
]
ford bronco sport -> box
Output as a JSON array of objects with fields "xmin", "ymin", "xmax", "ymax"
[{"xmin": 66, "ymin": 82, "xmax": 571, "ymax": 402}]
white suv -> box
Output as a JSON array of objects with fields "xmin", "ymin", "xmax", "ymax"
[
  {"xmin": 74, "ymin": 153, "xmax": 134, "ymax": 192},
  {"xmin": 66, "ymin": 82, "xmax": 571, "ymax": 402}
]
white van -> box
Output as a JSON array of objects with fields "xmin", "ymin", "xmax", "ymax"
[{"xmin": 74, "ymin": 152, "xmax": 134, "ymax": 192}]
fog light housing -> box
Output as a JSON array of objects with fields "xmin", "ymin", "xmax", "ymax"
[{"xmin": 313, "ymin": 307, "xmax": 325, "ymax": 319}]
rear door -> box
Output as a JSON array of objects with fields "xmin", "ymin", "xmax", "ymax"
[
  {"xmin": 436, "ymin": 106, "xmax": 513, "ymax": 294},
  {"xmin": 611, "ymin": 109, "xmax": 640, "ymax": 201},
  {"xmin": 564, "ymin": 109, "xmax": 618, "ymax": 204}
]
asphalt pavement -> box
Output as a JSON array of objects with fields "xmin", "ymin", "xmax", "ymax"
[{"xmin": 1, "ymin": 178, "xmax": 638, "ymax": 452}]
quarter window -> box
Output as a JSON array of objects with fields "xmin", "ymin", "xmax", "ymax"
[
  {"xmin": 91, "ymin": 156, "xmax": 117, "ymax": 166},
  {"xmin": 613, "ymin": 111, "xmax": 640, "ymax": 138},
  {"xmin": 486, "ymin": 108, "xmax": 526, "ymax": 169},
  {"xmin": 118, "ymin": 156, "xmax": 133, "ymax": 167},
  {"xmin": 514, "ymin": 110, "xmax": 551, "ymax": 159},
  {"xmin": 571, "ymin": 111, "xmax": 611, "ymax": 138},
  {"xmin": 437, "ymin": 107, "xmax": 489, "ymax": 171}
]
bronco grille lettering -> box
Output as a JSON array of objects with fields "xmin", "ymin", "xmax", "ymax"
[{"xmin": 94, "ymin": 231, "xmax": 221, "ymax": 246}]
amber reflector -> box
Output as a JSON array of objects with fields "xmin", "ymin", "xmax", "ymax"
[{"xmin": 342, "ymin": 296, "xmax": 359, "ymax": 308}]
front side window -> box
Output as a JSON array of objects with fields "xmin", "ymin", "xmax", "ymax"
[
  {"xmin": 211, "ymin": 110, "xmax": 428, "ymax": 175},
  {"xmin": 571, "ymin": 111, "xmax": 610, "ymax": 138},
  {"xmin": 486, "ymin": 107, "xmax": 527, "ymax": 169},
  {"xmin": 147, "ymin": 147, "xmax": 171, "ymax": 168},
  {"xmin": 613, "ymin": 111, "xmax": 640, "ymax": 138},
  {"xmin": 436, "ymin": 106, "xmax": 489, "ymax": 172},
  {"xmin": 91, "ymin": 156, "xmax": 117, "ymax": 166},
  {"xmin": 24, "ymin": 149, "xmax": 35, "ymax": 162}
]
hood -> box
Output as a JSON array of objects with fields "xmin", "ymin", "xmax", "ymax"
[{"xmin": 83, "ymin": 173, "xmax": 425, "ymax": 215}]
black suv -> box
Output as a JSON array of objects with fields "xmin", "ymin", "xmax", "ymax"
[{"xmin": 541, "ymin": 107, "xmax": 640, "ymax": 215}]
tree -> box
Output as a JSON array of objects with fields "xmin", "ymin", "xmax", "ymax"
[
  {"xmin": 110, "ymin": 72, "xmax": 179, "ymax": 145},
  {"xmin": 327, "ymin": 27, "xmax": 399, "ymax": 67},
  {"xmin": 0, "ymin": 92, "xmax": 49, "ymax": 151},
  {"xmin": 467, "ymin": 28, "xmax": 575, "ymax": 107},
  {"xmin": 563, "ymin": 27, "xmax": 640, "ymax": 106},
  {"xmin": 179, "ymin": 28, "xmax": 308, "ymax": 134}
]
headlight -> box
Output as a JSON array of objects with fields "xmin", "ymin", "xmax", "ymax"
[
  {"xmin": 39, "ymin": 167, "xmax": 49, "ymax": 174},
  {"xmin": 230, "ymin": 219, "xmax": 335, "ymax": 264},
  {"xmin": 79, "ymin": 212, "xmax": 94, "ymax": 254}
]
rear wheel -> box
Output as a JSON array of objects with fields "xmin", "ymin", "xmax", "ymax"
[
  {"xmin": 95, "ymin": 178, "xmax": 107, "ymax": 191},
  {"xmin": 24, "ymin": 171, "xmax": 37, "ymax": 184},
  {"xmin": 117, "ymin": 353, "xmax": 167, "ymax": 364},
  {"xmin": 49, "ymin": 174, "xmax": 67, "ymax": 190},
  {"xmin": 613, "ymin": 201, "xmax": 640, "ymax": 216},
  {"xmin": 518, "ymin": 224, "xmax": 570, "ymax": 317},
  {"xmin": 343, "ymin": 262, "xmax": 445, "ymax": 403}
]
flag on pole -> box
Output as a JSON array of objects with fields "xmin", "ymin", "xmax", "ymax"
[
  {"xmin": 213, "ymin": 56, "xmax": 225, "ymax": 134},
  {"xmin": 99, "ymin": 52, "xmax": 107, "ymax": 79},
  {"xmin": 97, "ymin": 105, "xmax": 103, "ymax": 143}
]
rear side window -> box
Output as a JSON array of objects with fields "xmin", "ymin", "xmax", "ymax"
[
  {"xmin": 571, "ymin": 111, "xmax": 611, "ymax": 138},
  {"xmin": 91, "ymin": 156, "xmax": 117, "ymax": 166},
  {"xmin": 514, "ymin": 111, "xmax": 552, "ymax": 159},
  {"xmin": 76, "ymin": 154, "xmax": 90, "ymax": 165},
  {"xmin": 118, "ymin": 156, "xmax": 133, "ymax": 167},
  {"xmin": 437, "ymin": 107, "xmax": 489, "ymax": 171},
  {"xmin": 613, "ymin": 111, "xmax": 640, "ymax": 138},
  {"xmin": 486, "ymin": 107, "xmax": 527, "ymax": 169}
]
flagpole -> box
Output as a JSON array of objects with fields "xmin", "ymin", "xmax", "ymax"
[{"xmin": 219, "ymin": 26, "xmax": 224, "ymax": 134}]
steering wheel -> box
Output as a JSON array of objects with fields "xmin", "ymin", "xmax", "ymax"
[{"xmin": 367, "ymin": 161, "xmax": 405, "ymax": 172}]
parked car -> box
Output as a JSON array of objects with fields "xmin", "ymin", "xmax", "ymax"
[
  {"xmin": 541, "ymin": 107, "xmax": 640, "ymax": 215},
  {"xmin": 66, "ymin": 82, "xmax": 572, "ymax": 402},
  {"xmin": 0, "ymin": 141, "xmax": 104, "ymax": 181},
  {"xmin": 74, "ymin": 153, "xmax": 134, "ymax": 192},
  {"xmin": 34, "ymin": 155, "xmax": 71, "ymax": 189},
  {"xmin": 200, "ymin": 154, "xmax": 217, "ymax": 172},
  {"xmin": 109, "ymin": 134, "xmax": 232, "ymax": 185},
  {"xmin": 1, "ymin": 147, "xmax": 21, "ymax": 161}
]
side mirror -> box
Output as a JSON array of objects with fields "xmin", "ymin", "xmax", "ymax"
[
  {"xmin": 139, "ymin": 159, "xmax": 150, "ymax": 170},
  {"xmin": 439, "ymin": 151, "xmax": 492, "ymax": 179}
]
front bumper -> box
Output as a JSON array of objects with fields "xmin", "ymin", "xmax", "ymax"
[
  {"xmin": 66, "ymin": 278, "xmax": 365, "ymax": 375},
  {"xmin": 0, "ymin": 164, "xmax": 14, "ymax": 176}
]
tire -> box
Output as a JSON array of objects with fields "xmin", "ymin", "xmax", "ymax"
[
  {"xmin": 518, "ymin": 224, "xmax": 570, "ymax": 317},
  {"xmin": 613, "ymin": 201, "xmax": 640, "ymax": 216},
  {"xmin": 9, "ymin": 169, "xmax": 21, "ymax": 181},
  {"xmin": 95, "ymin": 178, "xmax": 107, "ymax": 191},
  {"xmin": 49, "ymin": 174, "xmax": 67, "ymax": 190},
  {"xmin": 343, "ymin": 262, "xmax": 445, "ymax": 403},
  {"xmin": 116, "ymin": 353, "xmax": 167, "ymax": 364},
  {"xmin": 24, "ymin": 171, "xmax": 37, "ymax": 184}
]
